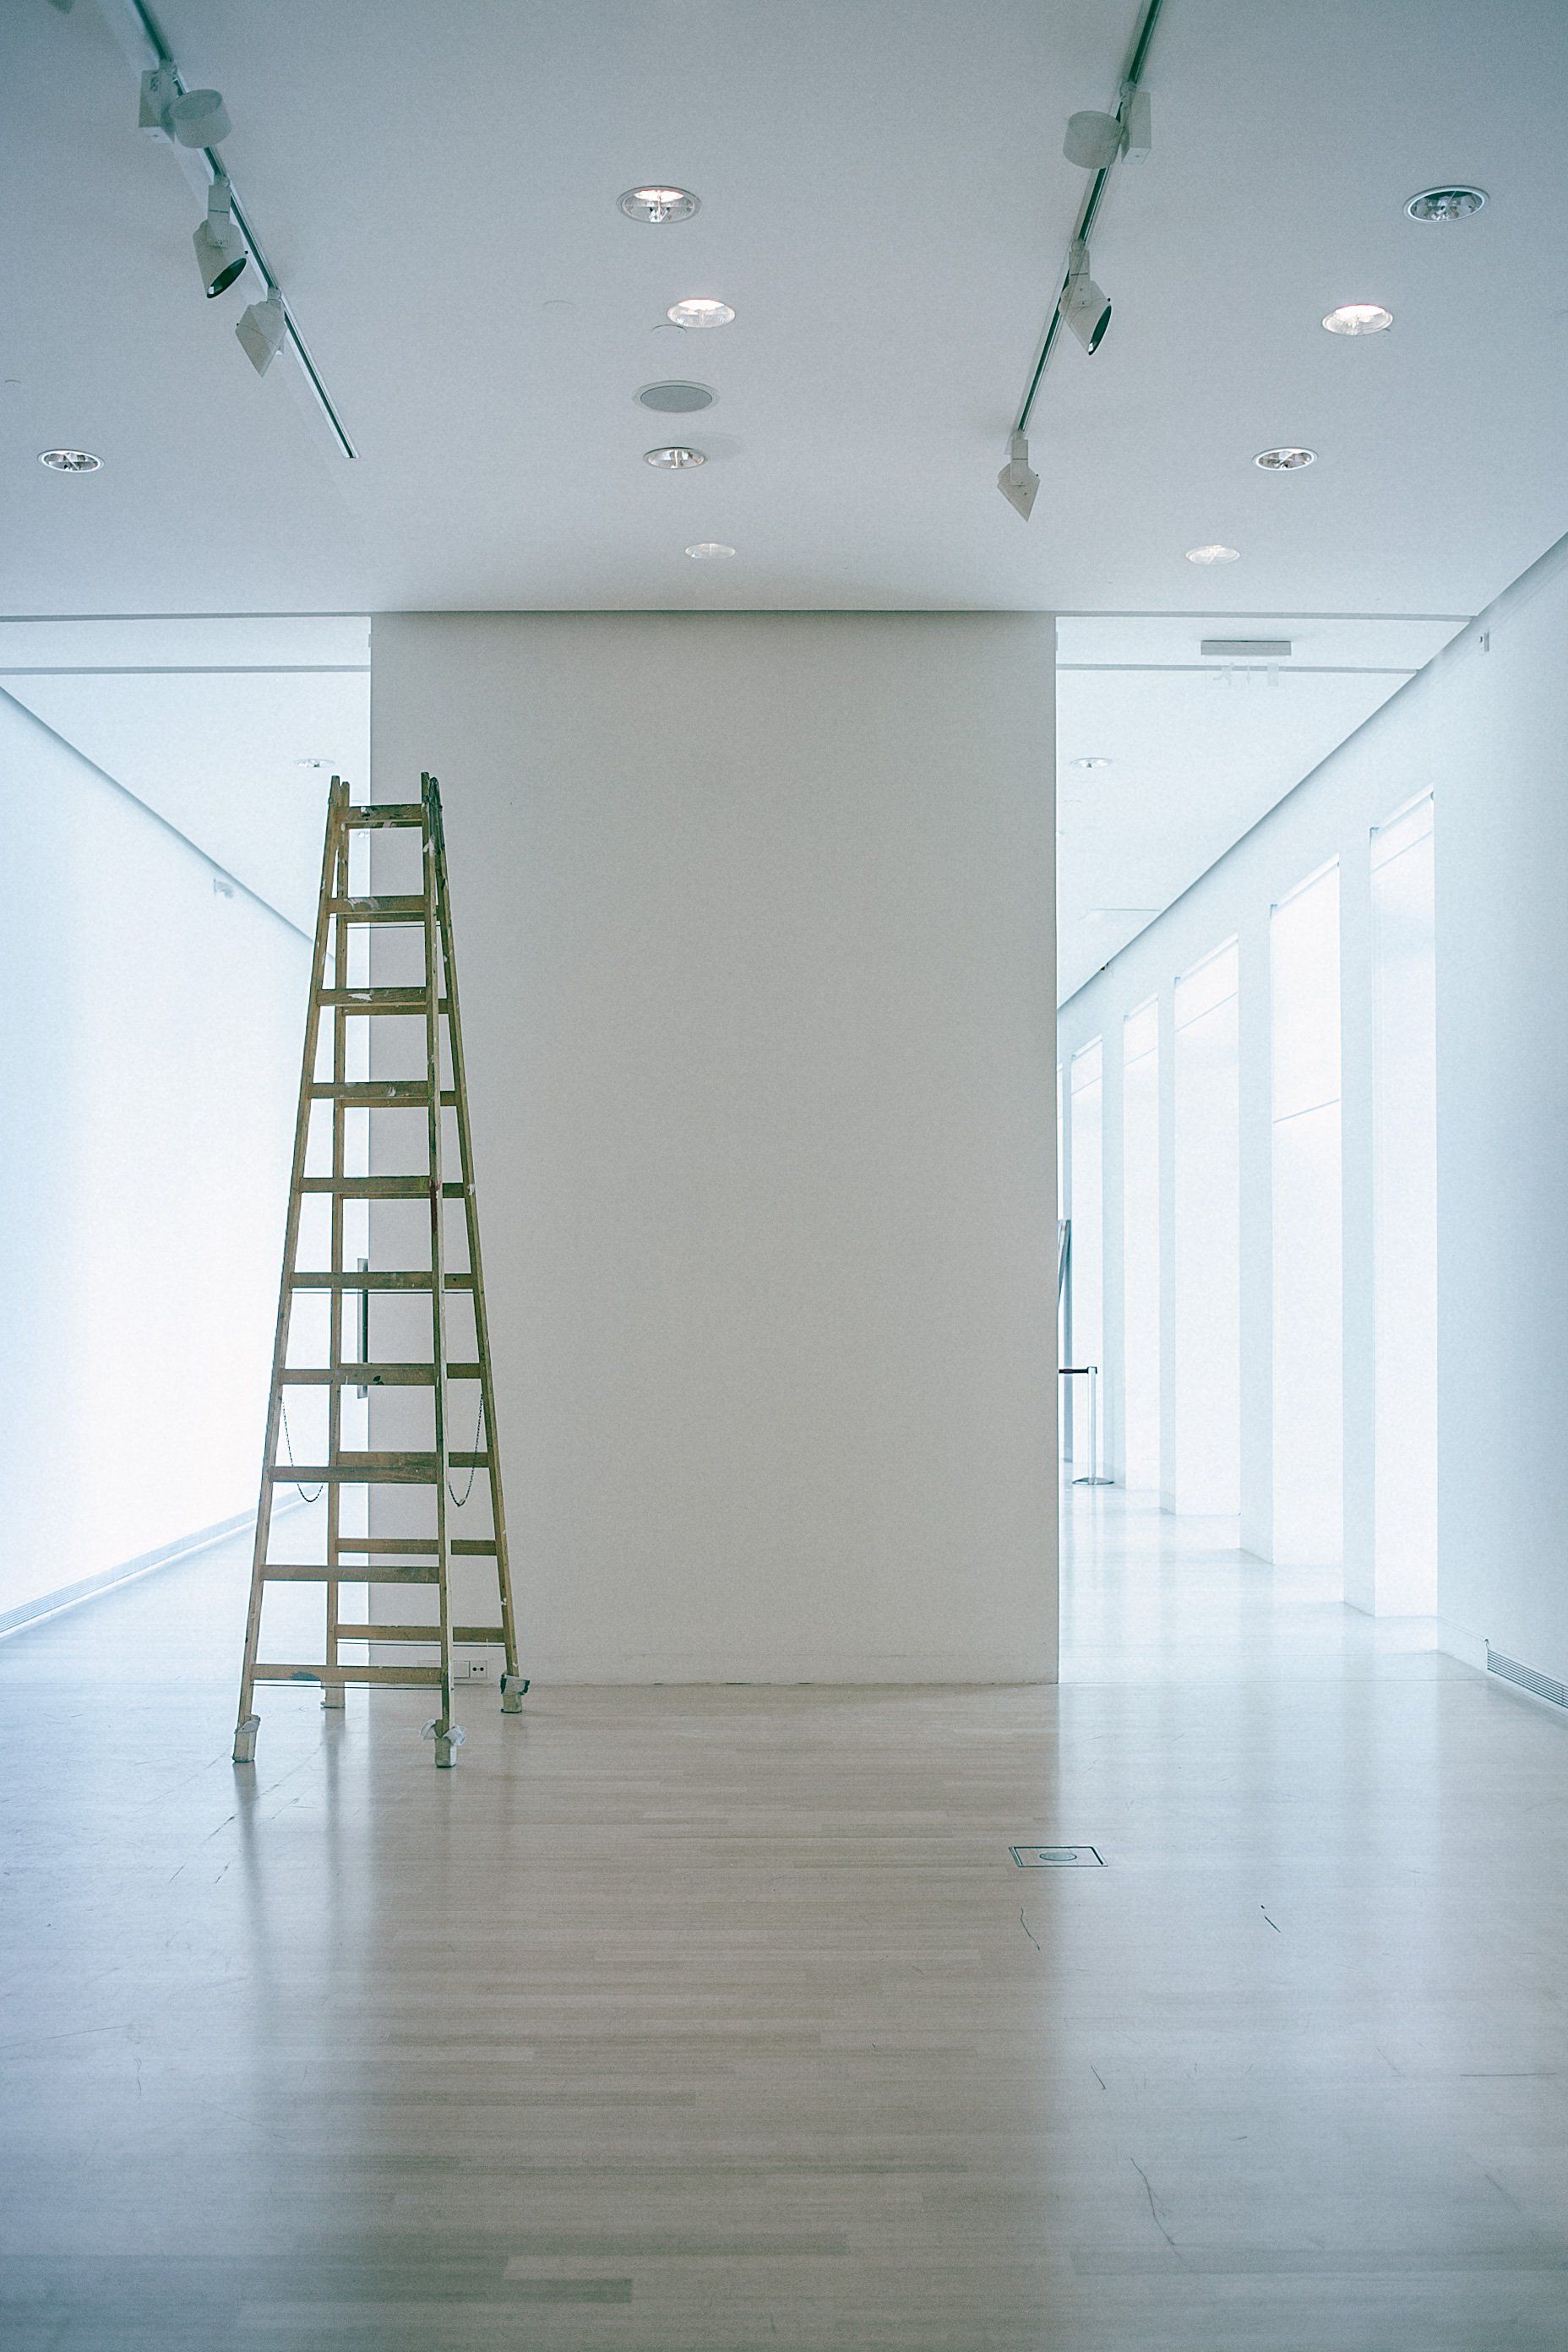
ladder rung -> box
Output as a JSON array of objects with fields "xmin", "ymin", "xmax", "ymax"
[
  {"xmin": 288, "ymin": 1271, "xmax": 474, "ymax": 1291},
  {"xmin": 453, "ymin": 1540, "xmax": 498, "ymax": 1556},
  {"xmin": 300, "ymin": 1177, "xmax": 467, "ymax": 1198},
  {"xmin": 252, "ymin": 1663, "xmax": 444, "ymax": 1687},
  {"xmin": 279, "ymin": 1362, "xmax": 481, "ymax": 1386},
  {"xmin": 453, "ymin": 1625, "xmax": 507, "ymax": 1643},
  {"xmin": 308, "ymin": 1081, "xmax": 427, "ymax": 1104},
  {"xmin": 329, "ymin": 1537, "xmax": 498, "ymax": 1557},
  {"xmin": 316, "ymin": 988, "xmax": 448, "ymax": 1012},
  {"xmin": 328, "ymin": 896, "xmax": 426, "ymax": 922},
  {"xmin": 341, "ymin": 804, "xmax": 425, "ymax": 828},
  {"xmin": 335, "ymin": 1623, "xmax": 437, "ymax": 1642},
  {"xmin": 262, "ymin": 1564, "xmax": 439, "ymax": 1584},
  {"xmin": 266, "ymin": 1451, "xmax": 493, "ymax": 1484}
]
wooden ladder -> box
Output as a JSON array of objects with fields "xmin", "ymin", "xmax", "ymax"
[{"xmin": 233, "ymin": 775, "xmax": 524, "ymax": 1768}]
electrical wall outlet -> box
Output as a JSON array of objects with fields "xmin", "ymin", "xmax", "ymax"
[{"xmin": 451, "ymin": 1648, "xmax": 501, "ymax": 1683}]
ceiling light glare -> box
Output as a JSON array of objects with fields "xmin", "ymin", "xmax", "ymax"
[
  {"xmin": 667, "ymin": 297, "xmax": 734, "ymax": 329},
  {"xmin": 168, "ymin": 87, "xmax": 231, "ymax": 148},
  {"xmin": 193, "ymin": 175, "xmax": 248, "ymax": 297},
  {"xmin": 39, "ymin": 448, "xmax": 101, "ymax": 472},
  {"xmin": 996, "ymin": 429, "xmax": 1039, "ymax": 520},
  {"xmin": 645, "ymin": 444, "xmax": 705, "ymax": 468},
  {"xmin": 1060, "ymin": 240, "xmax": 1111, "ymax": 355},
  {"xmin": 1255, "ymin": 445, "xmax": 1315, "ymax": 470},
  {"xmin": 1406, "ymin": 185, "xmax": 1486, "ymax": 222},
  {"xmin": 619, "ymin": 185, "xmax": 699, "ymax": 225},
  {"xmin": 1322, "ymin": 302, "xmax": 1393, "ymax": 335},
  {"xmin": 1070, "ymin": 756, "xmax": 1112, "ymax": 770},
  {"xmin": 1186, "ymin": 542, "xmax": 1240, "ymax": 564},
  {"xmin": 236, "ymin": 287, "xmax": 286, "ymax": 375},
  {"xmin": 686, "ymin": 542, "xmax": 736, "ymax": 558}
]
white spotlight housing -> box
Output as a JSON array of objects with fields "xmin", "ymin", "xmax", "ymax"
[
  {"xmin": 193, "ymin": 176, "xmax": 248, "ymax": 297},
  {"xmin": 1063, "ymin": 110, "xmax": 1123, "ymax": 171},
  {"xmin": 1060, "ymin": 241, "xmax": 1111, "ymax": 354},
  {"xmin": 139, "ymin": 64, "xmax": 180, "ymax": 136},
  {"xmin": 169, "ymin": 88, "xmax": 231, "ymax": 148},
  {"xmin": 236, "ymin": 287, "xmax": 286, "ymax": 375},
  {"xmin": 996, "ymin": 430, "xmax": 1039, "ymax": 521}
]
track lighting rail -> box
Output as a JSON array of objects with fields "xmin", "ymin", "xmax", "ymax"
[
  {"xmin": 1010, "ymin": 0, "xmax": 1166, "ymax": 441},
  {"xmin": 101, "ymin": 0, "xmax": 357, "ymax": 459}
]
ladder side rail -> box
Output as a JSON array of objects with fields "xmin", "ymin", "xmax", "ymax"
[
  {"xmin": 235, "ymin": 777, "xmax": 347, "ymax": 1745},
  {"xmin": 427, "ymin": 776, "xmax": 522, "ymax": 1694},
  {"xmin": 323, "ymin": 812, "xmax": 351, "ymax": 1708},
  {"xmin": 421, "ymin": 777, "xmax": 457, "ymax": 1759}
]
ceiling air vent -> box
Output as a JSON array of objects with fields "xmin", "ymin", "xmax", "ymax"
[
  {"xmin": 637, "ymin": 382, "xmax": 716, "ymax": 414},
  {"xmin": 1200, "ymin": 639, "xmax": 1293, "ymax": 659}
]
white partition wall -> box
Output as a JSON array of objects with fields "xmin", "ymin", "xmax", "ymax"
[
  {"xmin": 1270, "ymin": 864, "xmax": 1344, "ymax": 1567},
  {"xmin": 1121, "ymin": 1001, "xmax": 1161, "ymax": 1490},
  {"xmin": 1173, "ymin": 942, "xmax": 1241, "ymax": 1515},
  {"xmin": 371, "ymin": 611, "xmax": 1057, "ymax": 1684},
  {"xmin": 1067, "ymin": 1040, "xmax": 1104, "ymax": 1478},
  {"xmin": 1371, "ymin": 798, "xmax": 1438, "ymax": 1614}
]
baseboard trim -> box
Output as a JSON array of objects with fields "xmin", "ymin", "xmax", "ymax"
[
  {"xmin": 1435, "ymin": 1615, "xmax": 1489, "ymax": 1673},
  {"xmin": 520, "ymin": 1652, "xmax": 1059, "ymax": 1686}
]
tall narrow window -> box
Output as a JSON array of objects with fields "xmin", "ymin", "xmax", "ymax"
[
  {"xmin": 1371, "ymin": 797, "xmax": 1437, "ymax": 1612},
  {"xmin": 1173, "ymin": 943, "xmax": 1240, "ymax": 1514},
  {"xmin": 1068, "ymin": 1039, "xmax": 1104, "ymax": 1477},
  {"xmin": 1121, "ymin": 1000, "xmax": 1160, "ymax": 1489},
  {"xmin": 1271, "ymin": 863, "xmax": 1343, "ymax": 1566}
]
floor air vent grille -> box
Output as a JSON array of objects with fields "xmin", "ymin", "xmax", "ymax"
[{"xmin": 1487, "ymin": 1645, "xmax": 1568, "ymax": 1711}]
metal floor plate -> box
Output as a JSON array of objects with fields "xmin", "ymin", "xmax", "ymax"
[{"xmin": 1010, "ymin": 1844, "xmax": 1103, "ymax": 1867}]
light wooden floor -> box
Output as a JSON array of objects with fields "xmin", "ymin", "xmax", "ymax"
[{"xmin": 3, "ymin": 1492, "xmax": 1568, "ymax": 2349}]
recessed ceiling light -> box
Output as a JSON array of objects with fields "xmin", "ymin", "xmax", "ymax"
[
  {"xmin": 1070, "ymin": 756, "xmax": 1113, "ymax": 770},
  {"xmin": 1322, "ymin": 302, "xmax": 1393, "ymax": 335},
  {"xmin": 638, "ymin": 380, "xmax": 716, "ymax": 414},
  {"xmin": 686, "ymin": 542, "xmax": 736, "ymax": 559},
  {"xmin": 1255, "ymin": 445, "xmax": 1316, "ymax": 470},
  {"xmin": 645, "ymin": 444, "xmax": 705, "ymax": 468},
  {"xmin": 1185, "ymin": 542, "xmax": 1239, "ymax": 564},
  {"xmin": 39, "ymin": 448, "xmax": 101, "ymax": 471},
  {"xmin": 619, "ymin": 185, "xmax": 699, "ymax": 225},
  {"xmin": 1406, "ymin": 185, "xmax": 1486, "ymax": 222},
  {"xmin": 667, "ymin": 297, "xmax": 734, "ymax": 329}
]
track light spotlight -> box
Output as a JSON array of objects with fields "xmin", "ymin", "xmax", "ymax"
[
  {"xmin": 193, "ymin": 176, "xmax": 248, "ymax": 298},
  {"xmin": 236, "ymin": 286, "xmax": 286, "ymax": 375},
  {"xmin": 1060, "ymin": 240, "xmax": 1111, "ymax": 355},
  {"xmin": 168, "ymin": 88, "xmax": 231, "ymax": 148},
  {"xmin": 1063, "ymin": 110, "xmax": 1123, "ymax": 171},
  {"xmin": 996, "ymin": 430, "xmax": 1039, "ymax": 521}
]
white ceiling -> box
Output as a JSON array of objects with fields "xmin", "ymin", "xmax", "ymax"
[{"xmin": 4, "ymin": 0, "xmax": 1566, "ymax": 991}]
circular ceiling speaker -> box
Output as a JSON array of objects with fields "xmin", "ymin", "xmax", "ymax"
[{"xmin": 637, "ymin": 381, "xmax": 716, "ymax": 415}]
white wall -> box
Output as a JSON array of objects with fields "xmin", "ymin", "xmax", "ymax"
[
  {"xmin": 0, "ymin": 693, "xmax": 309, "ymax": 1628},
  {"xmin": 371, "ymin": 612, "xmax": 1057, "ymax": 1683},
  {"xmin": 1058, "ymin": 530, "xmax": 1568, "ymax": 1689}
]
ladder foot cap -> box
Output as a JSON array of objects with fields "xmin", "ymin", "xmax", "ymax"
[
  {"xmin": 500, "ymin": 1674, "xmax": 529, "ymax": 1713},
  {"xmin": 232, "ymin": 1714, "xmax": 260, "ymax": 1765},
  {"xmin": 422, "ymin": 1719, "xmax": 466, "ymax": 1768}
]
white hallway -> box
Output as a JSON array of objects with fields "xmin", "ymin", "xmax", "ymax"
[{"xmin": 2, "ymin": 1485, "xmax": 1565, "ymax": 2352}]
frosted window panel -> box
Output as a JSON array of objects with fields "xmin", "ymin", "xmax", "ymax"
[
  {"xmin": 1121, "ymin": 1001, "xmax": 1160, "ymax": 1489},
  {"xmin": 1173, "ymin": 944, "xmax": 1239, "ymax": 1515},
  {"xmin": 1371, "ymin": 797, "xmax": 1437, "ymax": 1613},
  {"xmin": 1069, "ymin": 1040, "xmax": 1103, "ymax": 1476},
  {"xmin": 1271, "ymin": 865, "xmax": 1343, "ymax": 1567}
]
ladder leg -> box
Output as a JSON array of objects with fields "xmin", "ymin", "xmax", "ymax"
[
  {"xmin": 322, "ymin": 814, "xmax": 349, "ymax": 1709},
  {"xmin": 423, "ymin": 776, "xmax": 461, "ymax": 1767}
]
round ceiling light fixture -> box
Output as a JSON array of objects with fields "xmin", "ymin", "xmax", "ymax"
[
  {"xmin": 39, "ymin": 448, "xmax": 101, "ymax": 471},
  {"xmin": 644, "ymin": 444, "xmax": 705, "ymax": 468},
  {"xmin": 619, "ymin": 185, "xmax": 699, "ymax": 225},
  {"xmin": 1255, "ymin": 445, "xmax": 1316, "ymax": 470},
  {"xmin": 1185, "ymin": 542, "xmax": 1240, "ymax": 564},
  {"xmin": 1406, "ymin": 185, "xmax": 1486, "ymax": 223},
  {"xmin": 686, "ymin": 542, "xmax": 736, "ymax": 559},
  {"xmin": 1322, "ymin": 302, "xmax": 1393, "ymax": 335},
  {"xmin": 638, "ymin": 381, "xmax": 716, "ymax": 414},
  {"xmin": 667, "ymin": 297, "xmax": 734, "ymax": 329}
]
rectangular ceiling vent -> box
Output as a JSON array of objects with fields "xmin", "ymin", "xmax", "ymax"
[
  {"xmin": 1487, "ymin": 1644, "xmax": 1568, "ymax": 1711},
  {"xmin": 1200, "ymin": 638, "xmax": 1293, "ymax": 659}
]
